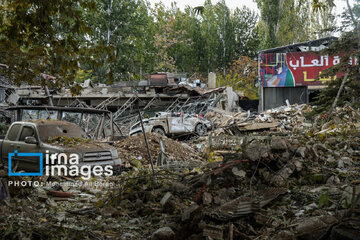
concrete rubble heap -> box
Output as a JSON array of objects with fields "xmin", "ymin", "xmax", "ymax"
[{"xmin": 0, "ymin": 104, "xmax": 360, "ymax": 239}]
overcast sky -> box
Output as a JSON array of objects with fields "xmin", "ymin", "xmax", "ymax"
[{"xmin": 148, "ymin": 0, "xmax": 354, "ymax": 17}]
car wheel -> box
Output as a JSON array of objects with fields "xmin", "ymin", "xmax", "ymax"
[
  {"xmin": 195, "ymin": 123, "xmax": 207, "ymax": 136},
  {"xmin": 130, "ymin": 131, "xmax": 141, "ymax": 136},
  {"xmin": 152, "ymin": 127, "xmax": 165, "ymax": 136}
]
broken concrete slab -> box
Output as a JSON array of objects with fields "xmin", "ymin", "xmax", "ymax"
[
  {"xmin": 160, "ymin": 192, "xmax": 172, "ymax": 206},
  {"xmin": 295, "ymin": 215, "xmax": 338, "ymax": 239},
  {"xmin": 151, "ymin": 227, "xmax": 175, "ymax": 240}
]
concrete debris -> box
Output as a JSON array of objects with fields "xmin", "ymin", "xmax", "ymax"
[
  {"xmin": 0, "ymin": 104, "xmax": 360, "ymax": 239},
  {"xmin": 151, "ymin": 227, "xmax": 175, "ymax": 240}
]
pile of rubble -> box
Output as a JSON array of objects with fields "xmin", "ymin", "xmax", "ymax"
[
  {"xmin": 115, "ymin": 133, "xmax": 202, "ymax": 165},
  {"xmin": 206, "ymin": 104, "xmax": 314, "ymax": 135},
  {"xmin": 109, "ymin": 122, "xmax": 360, "ymax": 239},
  {"xmin": 1, "ymin": 104, "xmax": 360, "ymax": 239}
]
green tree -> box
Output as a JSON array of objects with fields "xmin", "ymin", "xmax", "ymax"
[
  {"xmin": 232, "ymin": 6, "xmax": 259, "ymax": 58},
  {"xmin": 199, "ymin": 0, "xmax": 219, "ymax": 74},
  {"xmin": 313, "ymin": 0, "xmax": 360, "ymax": 113},
  {"xmin": 311, "ymin": 1, "xmax": 336, "ymax": 38},
  {"xmin": 0, "ymin": 0, "xmax": 109, "ymax": 94},
  {"xmin": 256, "ymin": 0, "xmax": 336, "ymax": 49},
  {"xmin": 256, "ymin": 0, "xmax": 280, "ymax": 49},
  {"xmin": 214, "ymin": 0, "xmax": 235, "ymax": 76},
  {"xmin": 83, "ymin": 0, "xmax": 148, "ymax": 82}
]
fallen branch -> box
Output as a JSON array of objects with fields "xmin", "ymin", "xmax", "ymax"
[{"xmin": 328, "ymin": 69, "xmax": 350, "ymax": 117}]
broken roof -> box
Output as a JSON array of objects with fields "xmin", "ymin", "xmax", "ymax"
[
  {"xmin": 164, "ymin": 85, "xmax": 226, "ymax": 96},
  {"xmin": 258, "ymin": 36, "xmax": 338, "ymax": 54},
  {"xmin": 5, "ymin": 105, "xmax": 111, "ymax": 114}
]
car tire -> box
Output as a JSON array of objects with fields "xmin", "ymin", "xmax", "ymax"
[
  {"xmin": 130, "ymin": 131, "xmax": 141, "ymax": 136},
  {"xmin": 195, "ymin": 123, "xmax": 207, "ymax": 136},
  {"xmin": 152, "ymin": 127, "xmax": 165, "ymax": 136}
]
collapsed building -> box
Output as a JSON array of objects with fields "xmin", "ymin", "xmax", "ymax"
[
  {"xmin": 0, "ymin": 43, "xmax": 360, "ymax": 239},
  {"xmin": 0, "ymin": 70, "xmax": 241, "ymax": 135}
]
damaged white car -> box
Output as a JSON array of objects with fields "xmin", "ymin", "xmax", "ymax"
[{"xmin": 129, "ymin": 112, "xmax": 212, "ymax": 137}]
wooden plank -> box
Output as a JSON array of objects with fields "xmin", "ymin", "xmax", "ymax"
[{"xmin": 238, "ymin": 122, "xmax": 278, "ymax": 131}]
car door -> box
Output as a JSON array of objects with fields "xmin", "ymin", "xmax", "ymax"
[
  {"xmin": 169, "ymin": 117, "xmax": 185, "ymax": 133},
  {"xmin": 183, "ymin": 116, "xmax": 197, "ymax": 132},
  {"xmin": 15, "ymin": 125, "xmax": 41, "ymax": 172}
]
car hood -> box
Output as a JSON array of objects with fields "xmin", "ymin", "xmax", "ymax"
[{"xmin": 44, "ymin": 142, "xmax": 114, "ymax": 153}]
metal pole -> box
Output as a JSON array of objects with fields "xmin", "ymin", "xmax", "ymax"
[
  {"xmin": 44, "ymin": 86, "xmax": 53, "ymax": 106},
  {"xmin": 138, "ymin": 108, "xmax": 155, "ymax": 174}
]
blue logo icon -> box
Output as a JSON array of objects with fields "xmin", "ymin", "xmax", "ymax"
[{"xmin": 8, "ymin": 151, "xmax": 43, "ymax": 176}]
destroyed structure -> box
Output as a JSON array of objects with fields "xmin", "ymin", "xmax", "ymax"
[
  {"xmin": 0, "ymin": 48, "xmax": 360, "ymax": 239},
  {"xmin": 0, "ymin": 70, "xmax": 240, "ymax": 136},
  {"xmin": 0, "ymin": 102, "xmax": 359, "ymax": 239}
]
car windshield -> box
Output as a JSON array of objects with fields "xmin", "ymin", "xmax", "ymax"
[
  {"xmin": 37, "ymin": 124, "xmax": 86, "ymax": 142},
  {"xmin": 22, "ymin": 109, "xmax": 58, "ymax": 120}
]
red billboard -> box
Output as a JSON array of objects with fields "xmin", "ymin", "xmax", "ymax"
[{"xmin": 259, "ymin": 52, "xmax": 354, "ymax": 87}]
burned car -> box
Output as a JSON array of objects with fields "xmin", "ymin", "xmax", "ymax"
[
  {"xmin": 129, "ymin": 112, "xmax": 212, "ymax": 137},
  {"xmin": 0, "ymin": 120, "xmax": 121, "ymax": 173}
]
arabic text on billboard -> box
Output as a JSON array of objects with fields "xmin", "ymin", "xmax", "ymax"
[{"xmin": 259, "ymin": 52, "xmax": 355, "ymax": 87}]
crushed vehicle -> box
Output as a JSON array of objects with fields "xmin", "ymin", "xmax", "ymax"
[
  {"xmin": 0, "ymin": 120, "xmax": 121, "ymax": 173},
  {"xmin": 129, "ymin": 112, "xmax": 212, "ymax": 137}
]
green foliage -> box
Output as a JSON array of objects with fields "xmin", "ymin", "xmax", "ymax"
[
  {"xmin": 47, "ymin": 136, "xmax": 91, "ymax": 146},
  {"xmin": 146, "ymin": 0, "xmax": 260, "ymax": 76},
  {"xmin": 81, "ymin": 0, "xmax": 149, "ymax": 83},
  {"xmin": 256, "ymin": 0, "xmax": 280, "ymax": 49},
  {"xmin": 0, "ymin": 0, "xmax": 112, "ymax": 94},
  {"xmin": 0, "ymin": 0, "xmax": 261, "ymax": 89},
  {"xmin": 256, "ymin": 0, "xmax": 336, "ymax": 49},
  {"xmin": 318, "ymin": 190, "xmax": 329, "ymax": 208},
  {"xmin": 217, "ymin": 56, "xmax": 259, "ymax": 99},
  {"xmin": 1, "ymin": 0, "xmax": 339, "ymax": 93},
  {"xmin": 74, "ymin": 69, "xmax": 94, "ymax": 83},
  {"xmin": 312, "ymin": 31, "xmax": 360, "ymax": 113}
]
